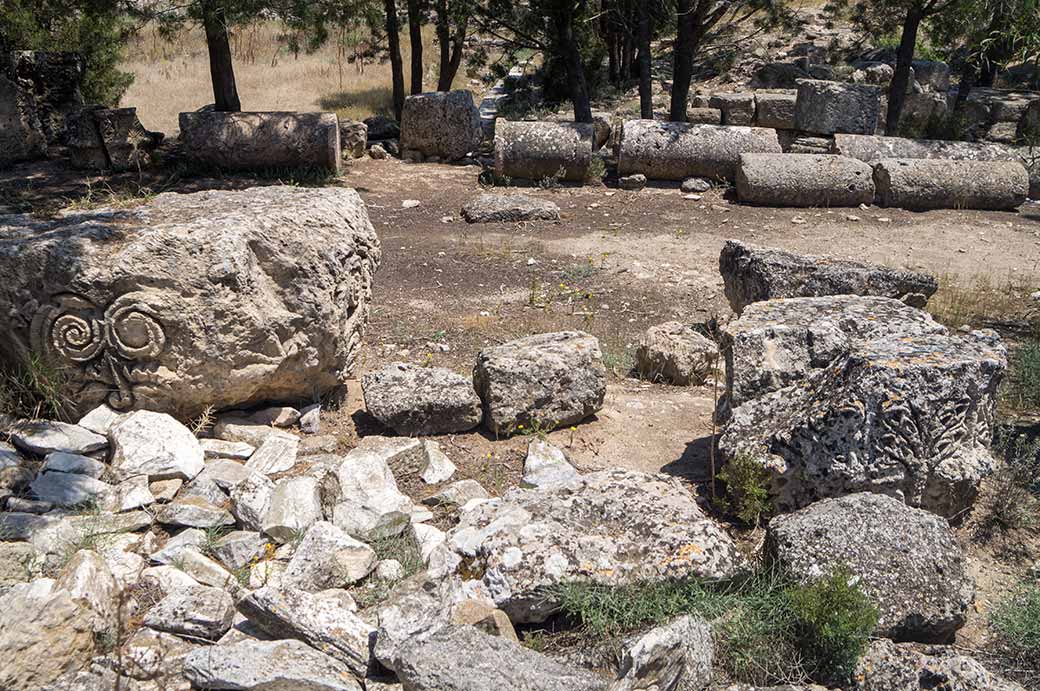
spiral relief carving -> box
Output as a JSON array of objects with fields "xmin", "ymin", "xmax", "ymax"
[{"xmin": 30, "ymin": 292, "xmax": 167, "ymax": 410}]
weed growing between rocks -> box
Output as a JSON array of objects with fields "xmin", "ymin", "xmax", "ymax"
[
  {"xmin": 1005, "ymin": 340, "xmax": 1040, "ymax": 412},
  {"xmin": 550, "ymin": 566, "xmax": 877, "ymax": 686},
  {"xmin": 715, "ymin": 453, "xmax": 773, "ymax": 526},
  {"xmin": 990, "ymin": 580, "xmax": 1040, "ymax": 684},
  {"xmin": 586, "ymin": 156, "xmax": 606, "ymax": 183},
  {"xmin": 350, "ymin": 530, "xmax": 423, "ymax": 609},
  {"xmin": 600, "ymin": 346, "xmax": 635, "ymax": 377},
  {"xmin": 0, "ymin": 354, "xmax": 71, "ymax": 421},
  {"xmin": 984, "ymin": 427, "xmax": 1040, "ymax": 531}
]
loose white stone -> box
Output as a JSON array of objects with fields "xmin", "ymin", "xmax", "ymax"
[{"xmin": 109, "ymin": 411, "xmax": 205, "ymax": 481}]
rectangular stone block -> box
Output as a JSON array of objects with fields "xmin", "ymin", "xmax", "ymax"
[
  {"xmin": 794, "ymin": 79, "xmax": 881, "ymax": 135},
  {"xmin": 755, "ymin": 92, "xmax": 798, "ymax": 129}
]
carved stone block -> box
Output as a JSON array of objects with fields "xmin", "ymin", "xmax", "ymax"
[
  {"xmin": 0, "ymin": 186, "xmax": 380, "ymax": 419},
  {"xmin": 719, "ymin": 296, "xmax": 1005, "ymax": 518}
]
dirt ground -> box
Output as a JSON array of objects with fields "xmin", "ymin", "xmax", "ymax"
[{"xmin": 4, "ymin": 153, "xmax": 1040, "ymax": 666}]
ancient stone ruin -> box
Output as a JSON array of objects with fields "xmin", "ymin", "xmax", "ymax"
[
  {"xmin": 0, "ymin": 186, "xmax": 380, "ymax": 419},
  {"xmin": 178, "ymin": 111, "xmax": 342, "ymax": 173},
  {"xmin": 720, "ymin": 239, "xmax": 939, "ymax": 312},
  {"xmin": 1, "ymin": 16, "xmax": 1037, "ymax": 691},
  {"xmin": 719, "ymin": 296, "xmax": 1006, "ymax": 518}
]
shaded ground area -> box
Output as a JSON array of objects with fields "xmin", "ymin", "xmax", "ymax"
[{"xmin": 3, "ymin": 153, "xmax": 1040, "ymax": 668}]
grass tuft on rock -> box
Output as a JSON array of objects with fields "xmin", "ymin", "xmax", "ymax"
[{"xmin": 552, "ymin": 566, "xmax": 877, "ymax": 686}]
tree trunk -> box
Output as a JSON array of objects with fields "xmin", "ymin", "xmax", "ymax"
[
  {"xmin": 407, "ymin": 0, "xmax": 424, "ymax": 93},
  {"xmin": 669, "ymin": 0, "xmax": 696, "ymax": 122},
  {"xmin": 435, "ymin": 0, "xmax": 466, "ymax": 91},
  {"xmin": 621, "ymin": 35, "xmax": 634, "ymax": 81},
  {"xmin": 637, "ymin": 0, "xmax": 653, "ymax": 119},
  {"xmin": 606, "ymin": 30, "xmax": 619, "ymax": 84},
  {"xmin": 552, "ymin": 10, "xmax": 592, "ymax": 123},
  {"xmin": 201, "ymin": 0, "xmax": 241, "ymax": 112},
  {"xmin": 955, "ymin": 60, "xmax": 978, "ymax": 108},
  {"xmin": 436, "ymin": 0, "xmax": 449, "ymax": 86},
  {"xmin": 384, "ymin": 0, "xmax": 406, "ymax": 120},
  {"xmin": 885, "ymin": 6, "xmax": 922, "ymax": 136}
]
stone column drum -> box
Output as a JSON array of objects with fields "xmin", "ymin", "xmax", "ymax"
[
  {"xmin": 617, "ymin": 120, "xmax": 781, "ymax": 181},
  {"xmin": 494, "ymin": 120, "xmax": 596, "ymax": 182},
  {"xmin": 178, "ymin": 111, "xmax": 342, "ymax": 173}
]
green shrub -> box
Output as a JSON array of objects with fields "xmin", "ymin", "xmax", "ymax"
[
  {"xmin": 716, "ymin": 453, "xmax": 773, "ymax": 526},
  {"xmin": 553, "ymin": 566, "xmax": 877, "ymax": 686},
  {"xmin": 991, "ymin": 582, "xmax": 1040, "ymax": 665},
  {"xmin": 787, "ymin": 570, "xmax": 878, "ymax": 684},
  {"xmin": 586, "ymin": 156, "xmax": 606, "ymax": 183}
]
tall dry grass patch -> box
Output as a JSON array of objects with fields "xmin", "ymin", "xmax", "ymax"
[
  {"xmin": 119, "ymin": 21, "xmax": 453, "ymax": 134},
  {"xmin": 927, "ymin": 270, "xmax": 1036, "ymax": 330}
]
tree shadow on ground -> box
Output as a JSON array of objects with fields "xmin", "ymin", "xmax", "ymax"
[{"xmin": 659, "ymin": 433, "xmax": 717, "ymax": 484}]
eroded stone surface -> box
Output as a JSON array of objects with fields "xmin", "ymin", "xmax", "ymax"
[
  {"xmin": 461, "ymin": 194, "xmax": 561, "ymax": 224},
  {"xmin": 183, "ymin": 638, "xmax": 362, "ymax": 690},
  {"xmin": 474, "ymin": 331, "xmax": 606, "ymax": 436},
  {"xmin": 0, "ymin": 186, "xmax": 380, "ymax": 419},
  {"xmin": 635, "ymin": 321, "xmax": 717, "ymax": 386},
  {"xmin": 448, "ymin": 469, "xmax": 745, "ymax": 623},
  {"xmin": 282, "ymin": 521, "xmax": 377, "ymax": 591},
  {"xmin": 110, "ymin": 411, "xmax": 204, "ymax": 482},
  {"xmin": 0, "ymin": 580, "xmax": 96, "ymax": 691},
  {"xmin": 396, "ymin": 625, "xmax": 608, "ymax": 691},
  {"xmin": 768, "ymin": 493, "xmax": 974, "ymax": 642},
  {"xmin": 852, "ymin": 639, "xmax": 1025, "ymax": 690},
  {"xmin": 720, "ymin": 301, "xmax": 1005, "ymax": 518},
  {"xmin": 142, "ymin": 585, "xmax": 235, "ymax": 640},
  {"xmin": 614, "ymin": 615, "xmax": 714, "ymax": 691},
  {"xmin": 332, "ymin": 437, "xmax": 416, "ymax": 540},
  {"xmin": 720, "ymin": 240, "xmax": 938, "ymax": 314},
  {"xmin": 400, "ymin": 90, "xmax": 482, "ymax": 160},
  {"xmin": 237, "ymin": 585, "xmax": 373, "ymax": 676},
  {"xmin": 363, "ymin": 363, "xmax": 482, "ymax": 436}
]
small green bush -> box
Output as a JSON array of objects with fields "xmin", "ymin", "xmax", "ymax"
[
  {"xmin": 552, "ymin": 566, "xmax": 877, "ymax": 686},
  {"xmin": 787, "ymin": 570, "xmax": 878, "ymax": 684},
  {"xmin": 716, "ymin": 453, "xmax": 773, "ymax": 526},
  {"xmin": 586, "ymin": 156, "xmax": 606, "ymax": 183},
  {"xmin": 991, "ymin": 582, "xmax": 1040, "ymax": 665}
]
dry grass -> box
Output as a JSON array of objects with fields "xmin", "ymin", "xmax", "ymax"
[
  {"xmin": 119, "ymin": 21, "xmax": 467, "ymax": 135},
  {"xmin": 927, "ymin": 271, "xmax": 1037, "ymax": 331}
]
